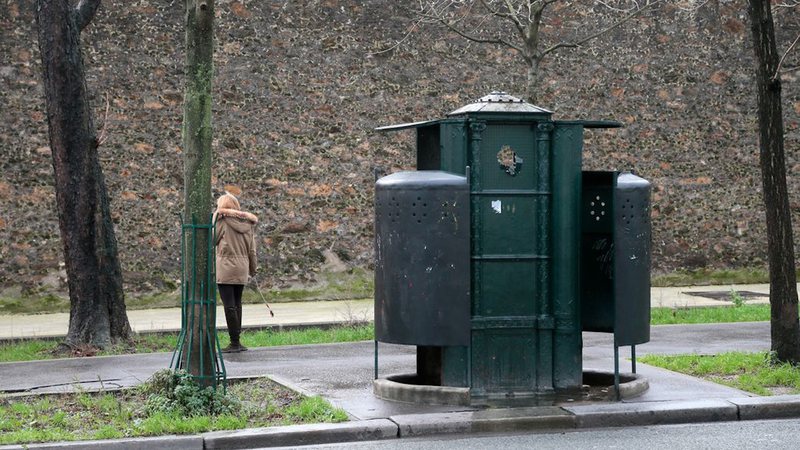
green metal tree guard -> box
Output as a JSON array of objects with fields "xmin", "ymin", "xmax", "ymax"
[{"xmin": 170, "ymin": 215, "xmax": 226, "ymax": 389}]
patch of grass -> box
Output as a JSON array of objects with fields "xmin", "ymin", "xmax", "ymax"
[
  {"xmin": 651, "ymin": 267, "xmax": 782, "ymax": 287},
  {"xmin": 729, "ymin": 288, "xmax": 747, "ymax": 308},
  {"xmin": 0, "ymin": 294, "xmax": 70, "ymax": 315},
  {"xmin": 639, "ymin": 351, "xmax": 800, "ymax": 396},
  {"xmin": 0, "ymin": 339, "xmax": 61, "ymax": 363},
  {"xmin": 233, "ymin": 324, "xmax": 374, "ymax": 348},
  {"xmin": 651, "ymin": 304, "xmax": 770, "ymax": 325},
  {"xmin": 126, "ymin": 291, "xmax": 181, "ymax": 310},
  {"xmin": 283, "ymin": 396, "xmax": 349, "ymax": 423},
  {"xmin": 262, "ymin": 268, "xmax": 374, "ymax": 303},
  {"xmin": 0, "ymin": 324, "xmax": 375, "ymax": 363},
  {"xmin": 0, "ymin": 375, "xmax": 347, "ymax": 446},
  {"xmin": 0, "ymin": 269, "xmax": 375, "ymax": 315},
  {"xmin": 0, "ymin": 428, "xmax": 76, "ymax": 446}
]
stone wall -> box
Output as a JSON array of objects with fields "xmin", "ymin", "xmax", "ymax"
[{"xmin": 0, "ymin": 0, "xmax": 798, "ymax": 294}]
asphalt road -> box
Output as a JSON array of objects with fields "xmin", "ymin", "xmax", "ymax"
[{"xmin": 277, "ymin": 418, "xmax": 800, "ymax": 449}]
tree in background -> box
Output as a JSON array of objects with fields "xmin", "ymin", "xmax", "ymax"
[
  {"xmin": 35, "ymin": 0, "xmax": 132, "ymax": 350},
  {"xmin": 747, "ymin": 0, "xmax": 800, "ymax": 363},
  {"xmin": 414, "ymin": 0, "xmax": 664, "ymax": 102}
]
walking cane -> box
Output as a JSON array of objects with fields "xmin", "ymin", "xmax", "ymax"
[{"xmin": 248, "ymin": 278, "xmax": 275, "ymax": 317}]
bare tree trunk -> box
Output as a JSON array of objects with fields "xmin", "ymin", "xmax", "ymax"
[
  {"xmin": 525, "ymin": 57, "xmax": 540, "ymax": 103},
  {"xmin": 36, "ymin": 0, "xmax": 131, "ymax": 350},
  {"xmin": 177, "ymin": 0, "xmax": 217, "ymax": 383},
  {"xmin": 747, "ymin": 0, "xmax": 800, "ymax": 363}
]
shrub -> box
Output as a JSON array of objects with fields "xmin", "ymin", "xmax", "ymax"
[{"xmin": 141, "ymin": 369, "xmax": 241, "ymax": 417}]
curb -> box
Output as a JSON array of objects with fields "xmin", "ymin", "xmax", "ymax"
[
  {"xmin": 202, "ymin": 419, "xmax": 398, "ymax": 449},
  {"xmin": 563, "ymin": 399, "xmax": 738, "ymax": 428},
  {"xmin": 6, "ymin": 396, "xmax": 800, "ymax": 449},
  {"xmin": 729, "ymin": 394, "xmax": 800, "ymax": 420},
  {"xmin": 390, "ymin": 406, "xmax": 575, "ymax": 437},
  {"xmin": 0, "ymin": 435, "xmax": 204, "ymax": 450},
  {"xmin": 373, "ymin": 374, "xmax": 471, "ymax": 406}
]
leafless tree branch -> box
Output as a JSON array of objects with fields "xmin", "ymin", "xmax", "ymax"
[
  {"xmin": 416, "ymin": 2, "xmax": 528, "ymax": 58},
  {"xmin": 97, "ymin": 93, "xmax": 111, "ymax": 147},
  {"xmin": 774, "ymin": 32, "xmax": 800, "ymax": 81},
  {"xmin": 481, "ymin": 0, "xmax": 524, "ymax": 36},
  {"xmin": 543, "ymin": 0, "xmax": 664, "ymax": 56}
]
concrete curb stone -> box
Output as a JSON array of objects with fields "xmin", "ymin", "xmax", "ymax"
[
  {"xmin": 201, "ymin": 419, "xmax": 398, "ymax": 449},
  {"xmin": 0, "ymin": 435, "xmax": 203, "ymax": 450},
  {"xmin": 729, "ymin": 395, "xmax": 800, "ymax": 420},
  {"xmin": 562, "ymin": 399, "xmax": 738, "ymax": 428},
  {"xmin": 374, "ymin": 375, "xmax": 471, "ymax": 406},
  {"xmin": 391, "ymin": 406, "xmax": 576, "ymax": 437}
]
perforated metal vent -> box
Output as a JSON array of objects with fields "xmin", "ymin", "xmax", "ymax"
[{"xmin": 374, "ymin": 171, "xmax": 470, "ymax": 347}]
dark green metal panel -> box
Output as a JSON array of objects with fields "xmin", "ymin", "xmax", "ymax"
[
  {"xmin": 471, "ymin": 329, "xmax": 537, "ymax": 394},
  {"xmin": 441, "ymin": 345, "xmax": 469, "ymax": 387},
  {"xmin": 550, "ymin": 124, "xmax": 584, "ymax": 390},
  {"xmin": 613, "ymin": 174, "xmax": 651, "ymax": 346},
  {"xmin": 416, "ymin": 119, "xmax": 469, "ymax": 173},
  {"xmin": 439, "ymin": 120, "xmax": 469, "ymax": 174},
  {"xmin": 472, "ymin": 261, "xmax": 542, "ymax": 316},
  {"xmin": 473, "ymin": 123, "xmax": 539, "ymax": 190},
  {"xmin": 374, "ymin": 171, "xmax": 470, "ymax": 346},
  {"xmin": 473, "ymin": 196, "xmax": 545, "ymax": 254},
  {"xmin": 468, "ymin": 121, "xmax": 552, "ymax": 396}
]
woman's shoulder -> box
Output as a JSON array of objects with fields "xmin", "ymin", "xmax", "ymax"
[{"xmin": 217, "ymin": 208, "xmax": 258, "ymax": 224}]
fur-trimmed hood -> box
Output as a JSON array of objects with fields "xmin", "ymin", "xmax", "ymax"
[{"xmin": 214, "ymin": 208, "xmax": 258, "ymax": 234}]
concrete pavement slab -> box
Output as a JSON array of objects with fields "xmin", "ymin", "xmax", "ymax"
[
  {"xmin": 650, "ymin": 284, "xmax": 773, "ymax": 308},
  {"xmin": 0, "ymin": 353, "xmax": 171, "ymax": 394},
  {"xmin": 0, "ymin": 299, "xmax": 373, "ymax": 340}
]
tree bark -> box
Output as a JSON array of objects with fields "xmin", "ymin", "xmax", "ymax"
[
  {"xmin": 177, "ymin": 0, "xmax": 217, "ymax": 383},
  {"xmin": 36, "ymin": 0, "xmax": 131, "ymax": 349},
  {"xmin": 525, "ymin": 57, "xmax": 540, "ymax": 103},
  {"xmin": 747, "ymin": 0, "xmax": 800, "ymax": 363}
]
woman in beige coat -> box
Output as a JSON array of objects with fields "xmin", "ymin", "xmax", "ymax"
[{"xmin": 214, "ymin": 192, "xmax": 258, "ymax": 353}]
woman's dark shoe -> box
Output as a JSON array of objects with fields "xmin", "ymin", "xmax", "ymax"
[{"xmin": 221, "ymin": 344, "xmax": 243, "ymax": 353}]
